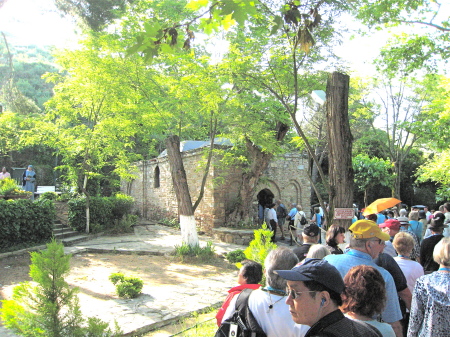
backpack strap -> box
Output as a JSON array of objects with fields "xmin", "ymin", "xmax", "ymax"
[{"xmin": 234, "ymin": 289, "xmax": 267, "ymax": 337}]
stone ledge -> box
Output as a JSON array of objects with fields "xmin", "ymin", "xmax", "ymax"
[{"xmin": 211, "ymin": 227, "xmax": 256, "ymax": 246}]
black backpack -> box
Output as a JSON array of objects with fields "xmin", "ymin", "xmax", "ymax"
[{"xmin": 215, "ymin": 289, "xmax": 267, "ymax": 337}]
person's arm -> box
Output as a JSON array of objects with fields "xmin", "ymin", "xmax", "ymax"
[
  {"xmin": 389, "ymin": 320, "xmax": 403, "ymax": 337},
  {"xmin": 398, "ymin": 287, "xmax": 412, "ymax": 310}
]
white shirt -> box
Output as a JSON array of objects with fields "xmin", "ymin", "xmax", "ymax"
[
  {"xmin": 222, "ymin": 289, "xmax": 309, "ymax": 337},
  {"xmin": 394, "ymin": 257, "xmax": 424, "ymax": 295}
]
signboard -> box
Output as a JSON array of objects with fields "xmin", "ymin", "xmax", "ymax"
[{"xmin": 334, "ymin": 208, "xmax": 355, "ymax": 220}]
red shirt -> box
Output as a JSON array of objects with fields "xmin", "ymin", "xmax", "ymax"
[{"xmin": 215, "ymin": 283, "xmax": 261, "ymax": 326}]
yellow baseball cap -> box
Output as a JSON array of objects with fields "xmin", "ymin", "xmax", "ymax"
[{"xmin": 349, "ymin": 220, "xmax": 390, "ymax": 241}]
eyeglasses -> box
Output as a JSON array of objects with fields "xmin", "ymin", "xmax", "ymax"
[
  {"xmin": 369, "ymin": 239, "xmax": 385, "ymax": 245},
  {"xmin": 286, "ymin": 288, "xmax": 317, "ymax": 300}
]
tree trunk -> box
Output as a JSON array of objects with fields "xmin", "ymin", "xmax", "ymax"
[
  {"xmin": 165, "ymin": 135, "xmax": 199, "ymax": 247},
  {"xmin": 326, "ymin": 72, "xmax": 354, "ymax": 230},
  {"xmin": 393, "ymin": 161, "xmax": 402, "ymax": 200},
  {"xmin": 227, "ymin": 122, "xmax": 289, "ymax": 225}
]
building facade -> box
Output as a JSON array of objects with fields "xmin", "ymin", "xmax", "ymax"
[{"xmin": 122, "ymin": 143, "xmax": 311, "ymax": 233}]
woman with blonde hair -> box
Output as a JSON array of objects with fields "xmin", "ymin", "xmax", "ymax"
[
  {"xmin": 408, "ymin": 211, "xmax": 423, "ymax": 241},
  {"xmin": 408, "ymin": 237, "xmax": 450, "ymax": 336}
]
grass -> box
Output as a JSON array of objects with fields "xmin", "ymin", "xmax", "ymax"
[
  {"xmin": 172, "ymin": 241, "xmax": 216, "ymax": 262},
  {"xmin": 142, "ymin": 311, "xmax": 218, "ymax": 337}
]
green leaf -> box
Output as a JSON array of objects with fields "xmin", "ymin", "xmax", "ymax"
[{"xmin": 185, "ymin": 0, "xmax": 209, "ymax": 11}]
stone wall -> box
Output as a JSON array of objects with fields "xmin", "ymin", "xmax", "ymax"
[{"xmin": 122, "ymin": 149, "xmax": 310, "ymax": 233}]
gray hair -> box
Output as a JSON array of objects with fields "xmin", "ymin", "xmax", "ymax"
[
  {"xmin": 265, "ymin": 247, "xmax": 299, "ymax": 290},
  {"xmin": 349, "ymin": 237, "xmax": 371, "ymax": 249},
  {"xmin": 306, "ymin": 245, "xmax": 330, "ymax": 259}
]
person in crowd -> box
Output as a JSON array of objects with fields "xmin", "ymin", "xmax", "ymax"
[
  {"xmin": 377, "ymin": 211, "xmax": 386, "ymax": 225},
  {"xmin": 399, "ymin": 208, "xmax": 408, "ymax": 218},
  {"xmin": 386, "ymin": 210, "xmax": 395, "ymax": 219},
  {"xmin": 286, "ymin": 203, "xmax": 298, "ymax": 233},
  {"xmin": 293, "ymin": 205, "xmax": 307, "ymax": 244},
  {"xmin": 379, "ymin": 219, "xmax": 401, "ymax": 257},
  {"xmin": 324, "ymin": 220, "xmax": 403, "ymax": 337},
  {"xmin": 22, "ymin": 165, "xmax": 36, "ymax": 200},
  {"xmin": 341, "ymin": 265, "xmax": 395, "ymax": 337},
  {"xmin": 276, "ymin": 259, "xmax": 382, "ymax": 337},
  {"xmin": 392, "ymin": 232, "xmax": 424, "ymax": 335},
  {"xmin": 444, "ymin": 202, "xmax": 450, "ymax": 225},
  {"xmin": 276, "ymin": 200, "xmax": 287, "ymax": 240},
  {"xmin": 397, "ymin": 217, "xmax": 420, "ymax": 261},
  {"xmin": 306, "ymin": 244, "xmax": 330, "ymax": 259},
  {"xmin": 420, "ymin": 214, "xmax": 447, "ymax": 273},
  {"xmin": 216, "ymin": 260, "xmax": 263, "ymax": 325},
  {"xmin": 221, "ymin": 247, "xmax": 309, "ymax": 337},
  {"xmin": 408, "ymin": 238, "xmax": 450, "ymax": 336},
  {"xmin": 418, "ymin": 210, "xmax": 427, "ymax": 240},
  {"xmin": 408, "ymin": 211, "xmax": 423, "ymax": 242},
  {"xmin": 424, "ymin": 211, "xmax": 449, "ymax": 238},
  {"xmin": 293, "ymin": 223, "xmax": 320, "ymax": 262},
  {"xmin": 0, "ymin": 167, "xmax": 11, "ymax": 179},
  {"xmin": 326, "ymin": 225, "xmax": 346, "ymax": 254},
  {"xmin": 424, "ymin": 206, "xmax": 431, "ymax": 220},
  {"xmin": 267, "ymin": 203, "xmax": 279, "ymax": 242},
  {"xmin": 366, "ymin": 213, "xmax": 378, "ymax": 222},
  {"xmin": 311, "ymin": 208, "xmax": 322, "ymax": 226}
]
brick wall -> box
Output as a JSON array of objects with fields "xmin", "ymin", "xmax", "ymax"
[{"xmin": 122, "ymin": 149, "xmax": 310, "ymax": 233}]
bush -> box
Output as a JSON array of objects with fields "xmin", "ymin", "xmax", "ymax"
[
  {"xmin": 68, "ymin": 194, "xmax": 135, "ymax": 233},
  {"xmin": 39, "ymin": 191, "xmax": 59, "ymax": 200},
  {"xmin": 243, "ymin": 224, "xmax": 277, "ymax": 266},
  {"xmin": 172, "ymin": 241, "xmax": 216, "ymax": 262},
  {"xmin": 0, "ymin": 199, "xmax": 55, "ymax": 252},
  {"xmin": 109, "ymin": 273, "xmax": 143, "ymax": 299},
  {"xmin": 109, "ymin": 214, "xmax": 138, "ymax": 234},
  {"xmin": 226, "ymin": 249, "xmax": 247, "ymax": 263},
  {"xmin": 1, "ymin": 239, "xmax": 122, "ymax": 336}
]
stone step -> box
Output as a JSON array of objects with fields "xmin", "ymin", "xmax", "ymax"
[
  {"xmin": 53, "ymin": 230, "xmax": 80, "ymax": 240},
  {"xmin": 60, "ymin": 234, "xmax": 92, "ymax": 247}
]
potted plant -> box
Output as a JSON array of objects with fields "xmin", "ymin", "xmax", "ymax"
[{"xmin": 0, "ymin": 178, "xmax": 32, "ymax": 200}]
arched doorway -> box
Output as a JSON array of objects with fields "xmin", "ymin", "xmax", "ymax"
[{"xmin": 256, "ymin": 188, "xmax": 275, "ymax": 224}]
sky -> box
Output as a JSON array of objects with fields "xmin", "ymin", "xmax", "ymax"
[{"xmin": 0, "ymin": 0, "xmax": 78, "ymax": 48}]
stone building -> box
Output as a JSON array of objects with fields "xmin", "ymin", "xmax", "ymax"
[{"xmin": 122, "ymin": 141, "xmax": 311, "ymax": 233}]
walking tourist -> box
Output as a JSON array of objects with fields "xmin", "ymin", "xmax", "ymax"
[
  {"xmin": 341, "ymin": 265, "xmax": 395, "ymax": 336},
  {"xmin": 408, "ymin": 237, "xmax": 450, "ymax": 336}
]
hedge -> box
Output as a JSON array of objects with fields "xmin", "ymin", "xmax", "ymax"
[
  {"xmin": 68, "ymin": 194, "xmax": 134, "ymax": 233},
  {"xmin": 0, "ymin": 199, "xmax": 55, "ymax": 251}
]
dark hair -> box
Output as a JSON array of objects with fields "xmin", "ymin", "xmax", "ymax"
[
  {"xmin": 341, "ymin": 265, "xmax": 386, "ymax": 317},
  {"xmin": 241, "ymin": 260, "xmax": 263, "ymax": 284},
  {"xmin": 326, "ymin": 225, "xmax": 345, "ymax": 247},
  {"xmin": 303, "ymin": 280, "xmax": 342, "ymax": 306},
  {"xmin": 315, "ymin": 208, "xmax": 320, "ymax": 214},
  {"xmin": 367, "ymin": 214, "xmax": 377, "ymax": 222},
  {"xmin": 387, "ymin": 211, "xmax": 394, "ymax": 218}
]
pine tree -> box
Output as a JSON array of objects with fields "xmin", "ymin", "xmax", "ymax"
[{"xmin": 1, "ymin": 239, "xmax": 121, "ymax": 337}]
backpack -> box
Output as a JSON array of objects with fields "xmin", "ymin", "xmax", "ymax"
[
  {"xmin": 300, "ymin": 214, "xmax": 308, "ymax": 226},
  {"xmin": 215, "ymin": 289, "xmax": 267, "ymax": 337},
  {"xmin": 277, "ymin": 205, "xmax": 287, "ymax": 219}
]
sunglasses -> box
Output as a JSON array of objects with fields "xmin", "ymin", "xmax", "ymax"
[{"xmin": 286, "ymin": 288, "xmax": 317, "ymax": 300}]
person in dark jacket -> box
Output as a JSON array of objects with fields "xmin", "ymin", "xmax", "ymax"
[{"xmin": 276, "ymin": 259, "xmax": 382, "ymax": 337}]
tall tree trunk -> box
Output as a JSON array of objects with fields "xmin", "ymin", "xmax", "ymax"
[
  {"xmin": 393, "ymin": 161, "xmax": 402, "ymax": 200},
  {"xmin": 165, "ymin": 135, "xmax": 199, "ymax": 247},
  {"xmin": 326, "ymin": 72, "xmax": 354, "ymax": 230},
  {"xmin": 227, "ymin": 122, "xmax": 289, "ymax": 225}
]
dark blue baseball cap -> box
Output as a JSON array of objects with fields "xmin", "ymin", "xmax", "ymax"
[{"xmin": 275, "ymin": 258, "xmax": 344, "ymax": 294}]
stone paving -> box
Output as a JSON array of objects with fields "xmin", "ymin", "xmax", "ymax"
[{"xmin": 0, "ymin": 224, "xmax": 292, "ymax": 336}]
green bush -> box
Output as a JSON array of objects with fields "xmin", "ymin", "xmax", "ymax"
[
  {"xmin": 0, "ymin": 199, "xmax": 55, "ymax": 251},
  {"xmin": 68, "ymin": 194, "xmax": 135, "ymax": 233},
  {"xmin": 109, "ymin": 214, "xmax": 138, "ymax": 234},
  {"xmin": 172, "ymin": 241, "xmax": 216, "ymax": 262},
  {"xmin": 1, "ymin": 239, "xmax": 122, "ymax": 337},
  {"xmin": 226, "ymin": 249, "xmax": 247, "ymax": 263},
  {"xmin": 109, "ymin": 273, "xmax": 143, "ymax": 299},
  {"xmin": 39, "ymin": 191, "xmax": 59, "ymax": 200}
]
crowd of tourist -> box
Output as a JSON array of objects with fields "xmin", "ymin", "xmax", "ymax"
[{"xmin": 217, "ymin": 203, "xmax": 450, "ymax": 337}]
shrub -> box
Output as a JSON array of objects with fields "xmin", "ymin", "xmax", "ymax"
[
  {"xmin": 39, "ymin": 191, "xmax": 59, "ymax": 200},
  {"xmin": 243, "ymin": 224, "xmax": 277, "ymax": 266},
  {"xmin": 226, "ymin": 249, "xmax": 246, "ymax": 263},
  {"xmin": 68, "ymin": 194, "xmax": 135, "ymax": 233},
  {"xmin": 109, "ymin": 214, "xmax": 138, "ymax": 234},
  {"xmin": 172, "ymin": 241, "xmax": 216, "ymax": 262},
  {"xmin": 109, "ymin": 273, "xmax": 143, "ymax": 299},
  {"xmin": 0, "ymin": 199, "xmax": 55, "ymax": 252},
  {"xmin": 1, "ymin": 239, "xmax": 122, "ymax": 336}
]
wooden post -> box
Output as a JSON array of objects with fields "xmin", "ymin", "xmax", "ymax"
[{"xmin": 326, "ymin": 72, "xmax": 354, "ymax": 230}]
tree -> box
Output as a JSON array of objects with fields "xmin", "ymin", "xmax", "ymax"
[
  {"xmin": 353, "ymin": 154, "xmax": 393, "ymax": 206},
  {"xmin": 352, "ymin": 0, "xmax": 450, "ymax": 75},
  {"xmin": 1, "ymin": 239, "xmax": 121, "ymax": 337},
  {"xmin": 417, "ymin": 150, "xmax": 450, "ymax": 201}
]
